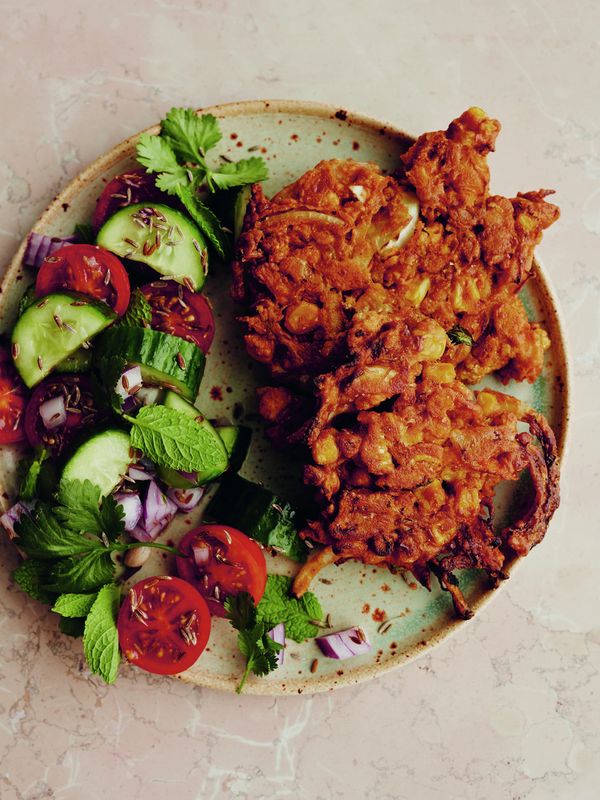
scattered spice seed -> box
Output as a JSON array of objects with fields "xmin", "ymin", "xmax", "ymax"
[
  {"xmin": 53, "ymin": 314, "xmax": 63, "ymax": 328},
  {"xmin": 11, "ymin": 343, "xmax": 19, "ymax": 359},
  {"xmin": 70, "ymin": 300, "xmax": 88, "ymax": 306},
  {"xmin": 310, "ymin": 659, "xmax": 319, "ymax": 674},
  {"xmin": 36, "ymin": 298, "xmax": 49, "ymax": 309},
  {"xmin": 44, "ymin": 256, "xmax": 59, "ymax": 263},
  {"xmin": 63, "ymin": 322, "xmax": 77, "ymax": 334},
  {"xmin": 37, "ymin": 355, "xmax": 43, "ymax": 371},
  {"xmin": 122, "ymin": 374, "xmax": 130, "ymax": 391},
  {"xmin": 247, "ymin": 145, "xmax": 260, "ymax": 152},
  {"xmin": 183, "ymin": 276, "xmax": 195, "ymax": 292},
  {"xmin": 176, "ymin": 352, "xmax": 186, "ymax": 370},
  {"xmin": 123, "ymin": 237, "xmax": 139, "ymax": 249}
]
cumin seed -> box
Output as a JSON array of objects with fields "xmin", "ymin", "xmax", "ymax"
[
  {"xmin": 11, "ymin": 343, "xmax": 19, "ymax": 359},
  {"xmin": 36, "ymin": 298, "xmax": 49, "ymax": 309},
  {"xmin": 37, "ymin": 355, "xmax": 43, "ymax": 370},
  {"xmin": 176, "ymin": 352, "xmax": 186, "ymax": 370}
]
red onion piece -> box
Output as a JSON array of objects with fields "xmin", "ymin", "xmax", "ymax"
[
  {"xmin": 192, "ymin": 542, "xmax": 210, "ymax": 566},
  {"xmin": 128, "ymin": 465, "xmax": 154, "ymax": 482},
  {"xmin": 0, "ymin": 501, "xmax": 34, "ymax": 540},
  {"xmin": 115, "ymin": 366, "xmax": 143, "ymax": 401},
  {"xmin": 129, "ymin": 524, "xmax": 153, "ymax": 543},
  {"xmin": 114, "ymin": 492, "xmax": 142, "ymax": 532},
  {"xmin": 167, "ymin": 486, "xmax": 204, "ymax": 512},
  {"xmin": 23, "ymin": 232, "xmax": 77, "ymax": 269},
  {"xmin": 142, "ymin": 479, "xmax": 177, "ymax": 540},
  {"xmin": 268, "ymin": 623, "xmax": 286, "ymax": 667},
  {"xmin": 315, "ymin": 627, "xmax": 371, "ymax": 660},
  {"xmin": 39, "ymin": 395, "xmax": 67, "ymax": 430},
  {"xmin": 136, "ymin": 386, "xmax": 163, "ymax": 406}
]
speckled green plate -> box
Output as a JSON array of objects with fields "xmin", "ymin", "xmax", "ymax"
[{"xmin": 0, "ymin": 100, "xmax": 569, "ymax": 694}]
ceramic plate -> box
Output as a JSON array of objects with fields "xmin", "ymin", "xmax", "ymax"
[{"xmin": 0, "ymin": 100, "xmax": 569, "ymax": 694}]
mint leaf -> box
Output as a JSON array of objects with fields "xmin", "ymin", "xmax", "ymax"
[
  {"xmin": 44, "ymin": 550, "xmax": 115, "ymax": 593},
  {"xmin": 161, "ymin": 108, "xmax": 222, "ymax": 161},
  {"xmin": 52, "ymin": 592, "xmax": 98, "ymax": 618},
  {"xmin": 55, "ymin": 480, "xmax": 125, "ymax": 541},
  {"xmin": 175, "ymin": 184, "xmax": 229, "ymax": 261},
  {"xmin": 83, "ymin": 584, "xmax": 121, "ymax": 684},
  {"xmin": 225, "ymin": 592, "xmax": 283, "ymax": 693},
  {"xmin": 14, "ymin": 504, "xmax": 104, "ymax": 560},
  {"xmin": 116, "ymin": 288, "xmax": 152, "ymax": 329},
  {"xmin": 210, "ymin": 157, "xmax": 269, "ymax": 191},
  {"xmin": 74, "ymin": 223, "xmax": 95, "ymax": 244},
  {"xmin": 12, "ymin": 559, "xmax": 55, "ymax": 604},
  {"xmin": 127, "ymin": 405, "xmax": 227, "ymax": 473},
  {"xmin": 59, "ymin": 616, "xmax": 86, "ymax": 638},
  {"xmin": 20, "ymin": 448, "xmax": 49, "ymax": 501},
  {"xmin": 256, "ymin": 574, "xmax": 323, "ymax": 642},
  {"xmin": 447, "ymin": 325, "xmax": 474, "ymax": 347}
]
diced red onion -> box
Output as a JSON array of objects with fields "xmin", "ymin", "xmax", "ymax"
[
  {"xmin": 0, "ymin": 501, "xmax": 34, "ymax": 540},
  {"xmin": 142, "ymin": 479, "xmax": 177, "ymax": 540},
  {"xmin": 129, "ymin": 524, "xmax": 153, "ymax": 543},
  {"xmin": 167, "ymin": 486, "xmax": 204, "ymax": 512},
  {"xmin": 136, "ymin": 386, "xmax": 163, "ymax": 406},
  {"xmin": 114, "ymin": 492, "xmax": 142, "ymax": 532},
  {"xmin": 115, "ymin": 367, "xmax": 143, "ymax": 401},
  {"xmin": 39, "ymin": 395, "xmax": 67, "ymax": 430},
  {"xmin": 315, "ymin": 627, "xmax": 372, "ymax": 660},
  {"xmin": 121, "ymin": 395, "xmax": 140, "ymax": 414},
  {"xmin": 23, "ymin": 232, "xmax": 77, "ymax": 269},
  {"xmin": 268, "ymin": 623, "xmax": 286, "ymax": 667},
  {"xmin": 192, "ymin": 542, "xmax": 210, "ymax": 566},
  {"xmin": 128, "ymin": 465, "xmax": 154, "ymax": 482}
]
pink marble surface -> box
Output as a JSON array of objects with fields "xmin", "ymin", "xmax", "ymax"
[{"xmin": 1, "ymin": 1, "xmax": 599, "ymax": 798}]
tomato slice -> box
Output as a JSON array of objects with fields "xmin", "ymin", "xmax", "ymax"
[
  {"xmin": 118, "ymin": 576, "xmax": 211, "ymax": 675},
  {"xmin": 92, "ymin": 169, "xmax": 168, "ymax": 231},
  {"xmin": 0, "ymin": 346, "xmax": 28, "ymax": 444},
  {"xmin": 24, "ymin": 374, "xmax": 105, "ymax": 455},
  {"xmin": 176, "ymin": 525, "xmax": 267, "ymax": 617},
  {"xmin": 141, "ymin": 281, "xmax": 215, "ymax": 353},
  {"xmin": 36, "ymin": 244, "xmax": 130, "ymax": 317}
]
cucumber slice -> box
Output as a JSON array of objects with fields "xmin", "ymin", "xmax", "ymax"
[
  {"xmin": 216, "ymin": 425, "xmax": 252, "ymax": 472},
  {"xmin": 206, "ymin": 474, "xmax": 307, "ymax": 561},
  {"xmin": 96, "ymin": 203, "xmax": 208, "ymax": 290},
  {"xmin": 57, "ymin": 348, "xmax": 93, "ymax": 373},
  {"xmin": 61, "ymin": 428, "xmax": 131, "ymax": 497},
  {"xmin": 12, "ymin": 292, "xmax": 116, "ymax": 388},
  {"xmin": 97, "ymin": 327, "xmax": 205, "ymax": 401},
  {"xmin": 233, "ymin": 185, "xmax": 252, "ymax": 241},
  {"xmin": 156, "ymin": 391, "xmax": 228, "ymax": 487}
]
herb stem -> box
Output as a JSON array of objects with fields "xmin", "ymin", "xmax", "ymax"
[{"xmin": 117, "ymin": 541, "xmax": 187, "ymax": 558}]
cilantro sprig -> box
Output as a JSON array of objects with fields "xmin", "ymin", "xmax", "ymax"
[
  {"xmin": 11, "ymin": 479, "xmax": 183, "ymax": 683},
  {"xmin": 225, "ymin": 575, "xmax": 324, "ymax": 692},
  {"xmin": 136, "ymin": 107, "xmax": 268, "ymax": 260},
  {"xmin": 225, "ymin": 592, "xmax": 284, "ymax": 694}
]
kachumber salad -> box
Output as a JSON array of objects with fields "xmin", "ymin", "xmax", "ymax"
[{"xmin": 1, "ymin": 108, "xmax": 365, "ymax": 692}]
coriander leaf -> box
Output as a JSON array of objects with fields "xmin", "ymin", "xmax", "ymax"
[
  {"xmin": 59, "ymin": 616, "xmax": 86, "ymax": 638},
  {"xmin": 14, "ymin": 504, "xmax": 103, "ymax": 560},
  {"xmin": 161, "ymin": 108, "xmax": 222, "ymax": 161},
  {"xmin": 225, "ymin": 592, "xmax": 283, "ymax": 693},
  {"xmin": 136, "ymin": 134, "xmax": 189, "ymax": 195},
  {"xmin": 12, "ymin": 559, "xmax": 55, "ymax": 604},
  {"xmin": 447, "ymin": 325, "xmax": 474, "ymax": 347},
  {"xmin": 175, "ymin": 184, "xmax": 229, "ymax": 261},
  {"xmin": 44, "ymin": 550, "xmax": 115, "ymax": 593},
  {"xmin": 55, "ymin": 480, "xmax": 125, "ymax": 541},
  {"xmin": 20, "ymin": 448, "xmax": 49, "ymax": 501},
  {"xmin": 115, "ymin": 288, "xmax": 152, "ymax": 329},
  {"xmin": 209, "ymin": 157, "xmax": 269, "ymax": 191},
  {"xmin": 127, "ymin": 405, "xmax": 227, "ymax": 473},
  {"xmin": 52, "ymin": 592, "xmax": 98, "ymax": 618},
  {"xmin": 83, "ymin": 584, "xmax": 121, "ymax": 684},
  {"xmin": 257, "ymin": 574, "xmax": 323, "ymax": 642},
  {"xmin": 74, "ymin": 223, "xmax": 95, "ymax": 244}
]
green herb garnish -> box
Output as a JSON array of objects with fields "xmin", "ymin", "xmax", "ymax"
[
  {"xmin": 115, "ymin": 288, "xmax": 153, "ymax": 329},
  {"xmin": 136, "ymin": 107, "xmax": 268, "ymax": 260},
  {"xmin": 125, "ymin": 405, "xmax": 226, "ymax": 473},
  {"xmin": 447, "ymin": 325, "xmax": 474, "ymax": 346}
]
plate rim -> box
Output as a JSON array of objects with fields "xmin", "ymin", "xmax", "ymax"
[{"xmin": 0, "ymin": 99, "xmax": 570, "ymax": 695}]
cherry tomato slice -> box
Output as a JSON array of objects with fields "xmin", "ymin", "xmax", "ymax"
[
  {"xmin": 141, "ymin": 281, "xmax": 215, "ymax": 354},
  {"xmin": 92, "ymin": 169, "xmax": 168, "ymax": 231},
  {"xmin": 36, "ymin": 244, "xmax": 130, "ymax": 317},
  {"xmin": 118, "ymin": 576, "xmax": 211, "ymax": 675},
  {"xmin": 0, "ymin": 346, "xmax": 28, "ymax": 444},
  {"xmin": 24, "ymin": 374, "xmax": 104, "ymax": 456},
  {"xmin": 176, "ymin": 525, "xmax": 267, "ymax": 617}
]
